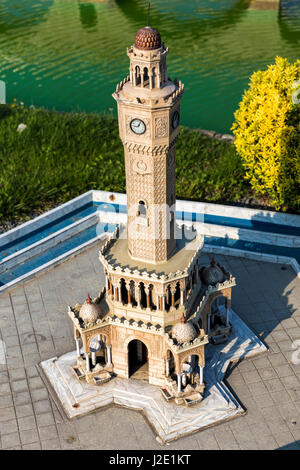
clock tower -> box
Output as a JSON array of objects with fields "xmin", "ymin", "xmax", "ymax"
[
  {"xmin": 65, "ymin": 23, "xmax": 235, "ymax": 395},
  {"xmin": 113, "ymin": 26, "xmax": 184, "ymax": 264}
]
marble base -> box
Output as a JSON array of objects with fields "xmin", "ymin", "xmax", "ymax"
[{"xmin": 40, "ymin": 308, "xmax": 267, "ymax": 443}]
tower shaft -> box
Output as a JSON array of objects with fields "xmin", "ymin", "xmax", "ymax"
[{"xmin": 113, "ymin": 27, "xmax": 184, "ymax": 264}]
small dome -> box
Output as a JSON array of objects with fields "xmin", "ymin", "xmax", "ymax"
[
  {"xmin": 201, "ymin": 258, "xmax": 225, "ymax": 286},
  {"xmin": 79, "ymin": 294, "xmax": 103, "ymax": 324},
  {"xmin": 171, "ymin": 315, "xmax": 198, "ymax": 344},
  {"xmin": 134, "ymin": 26, "xmax": 161, "ymax": 50}
]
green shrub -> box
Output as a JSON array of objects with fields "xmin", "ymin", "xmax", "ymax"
[{"xmin": 232, "ymin": 57, "xmax": 300, "ymax": 211}]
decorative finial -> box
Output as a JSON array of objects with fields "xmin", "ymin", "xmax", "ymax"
[
  {"xmin": 210, "ymin": 257, "xmax": 215, "ymax": 267},
  {"xmin": 147, "ymin": 2, "xmax": 151, "ymax": 27},
  {"xmin": 181, "ymin": 313, "xmax": 186, "ymax": 323},
  {"xmin": 86, "ymin": 293, "xmax": 92, "ymax": 304}
]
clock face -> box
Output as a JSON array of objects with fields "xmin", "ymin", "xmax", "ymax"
[
  {"xmin": 130, "ymin": 118, "xmax": 146, "ymax": 135},
  {"xmin": 172, "ymin": 111, "xmax": 180, "ymax": 129}
]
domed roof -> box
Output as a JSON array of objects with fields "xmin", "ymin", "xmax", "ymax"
[
  {"xmin": 79, "ymin": 294, "xmax": 103, "ymax": 324},
  {"xmin": 134, "ymin": 26, "xmax": 161, "ymax": 50},
  {"xmin": 171, "ymin": 315, "xmax": 198, "ymax": 344},
  {"xmin": 201, "ymin": 258, "xmax": 225, "ymax": 286}
]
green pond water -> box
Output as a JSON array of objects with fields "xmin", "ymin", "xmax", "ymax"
[{"xmin": 0, "ymin": 0, "xmax": 299, "ymax": 133}]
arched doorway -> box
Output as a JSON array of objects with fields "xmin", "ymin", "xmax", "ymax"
[
  {"xmin": 128, "ymin": 339, "xmax": 148, "ymax": 381},
  {"xmin": 209, "ymin": 295, "xmax": 227, "ymax": 332},
  {"xmin": 167, "ymin": 350, "xmax": 176, "ymax": 380}
]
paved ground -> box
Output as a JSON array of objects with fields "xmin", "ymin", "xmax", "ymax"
[{"xmin": 0, "ymin": 244, "xmax": 300, "ymax": 450}]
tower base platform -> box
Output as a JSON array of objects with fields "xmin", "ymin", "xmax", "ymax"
[{"xmin": 40, "ymin": 307, "xmax": 267, "ymax": 443}]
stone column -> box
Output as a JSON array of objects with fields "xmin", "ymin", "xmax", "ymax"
[
  {"xmin": 115, "ymin": 285, "xmax": 119, "ymax": 302},
  {"xmin": 91, "ymin": 351, "xmax": 96, "ymax": 366},
  {"xmin": 105, "ymin": 276, "xmax": 109, "ymax": 291},
  {"xmin": 146, "ymin": 285, "xmax": 151, "ymax": 309},
  {"xmin": 165, "ymin": 359, "xmax": 170, "ymax": 377},
  {"xmin": 200, "ymin": 366, "xmax": 204, "ymax": 385},
  {"xmin": 85, "ymin": 353, "xmax": 90, "ymax": 373},
  {"xmin": 126, "ymin": 282, "xmax": 131, "ymax": 305},
  {"xmin": 157, "ymin": 73, "xmax": 161, "ymax": 88},
  {"xmin": 136, "ymin": 286, "xmax": 141, "ymax": 308},
  {"xmin": 177, "ymin": 373, "xmax": 182, "ymax": 393},
  {"xmin": 162, "ymin": 295, "xmax": 166, "ymax": 311},
  {"xmin": 149, "ymin": 70, "xmax": 153, "ymax": 90},
  {"xmin": 106, "ymin": 345, "xmax": 112, "ymax": 366},
  {"xmin": 75, "ymin": 339, "xmax": 81, "ymax": 357},
  {"xmin": 171, "ymin": 289, "xmax": 176, "ymax": 309},
  {"xmin": 180, "ymin": 288, "xmax": 184, "ymax": 306}
]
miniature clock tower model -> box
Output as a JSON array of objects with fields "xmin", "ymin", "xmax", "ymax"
[
  {"xmin": 113, "ymin": 26, "xmax": 184, "ymax": 263},
  {"xmin": 67, "ymin": 24, "xmax": 235, "ymax": 403}
]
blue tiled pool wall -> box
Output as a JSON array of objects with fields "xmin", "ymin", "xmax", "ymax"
[
  {"xmin": 1, "ymin": 199, "xmax": 300, "ymax": 262},
  {"xmin": 0, "ymin": 222, "xmax": 117, "ymax": 287},
  {"xmin": 96, "ymin": 201, "xmax": 300, "ymax": 237},
  {"xmin": 1, "ymin": 198, "xmax": 300, "ymax": 289},
  {"xmin": 0, "ymin": 202, "xmax": 93, "ymax": 260},
  {"xmin": 205, "ymin": 236, "xmax": 300, "ymax": 263}
]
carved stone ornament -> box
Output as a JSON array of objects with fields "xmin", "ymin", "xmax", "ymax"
[
  {"xmin": 131, "ymin": 157, "xmax": 151, "ymax": 175},
  {"xmin": 155, "ymin": 117, "xmax": 168, "ymax": 138}
]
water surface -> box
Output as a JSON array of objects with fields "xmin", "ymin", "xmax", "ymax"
[{"xmin": 0, "ymin": 0, "xmax": 299, "ymax": 132}]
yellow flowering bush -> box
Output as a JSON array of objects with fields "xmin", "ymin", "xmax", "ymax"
[{"xmin": 232, "ymin": 57, "xmax": 300, "ymax": 211}]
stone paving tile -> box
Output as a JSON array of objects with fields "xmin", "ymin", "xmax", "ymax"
[
  {"xmin": 15, "ymin": 403, "xmax": 34, "ymax": 419},
  {"xmin": 33, "ymin": 399, "xmax": 52, "ymax": 415},
  {"xmin": 35, "ymin": 412, "xmax": 55, "ymax": 428},
  {"xmin": 38, "ymin": 425, "xmax": 58, "ymax": 442},
  {"xmin": 0, "ymin": 407, "xmax": 16, "ymax": 422},
  {"xmin": 1, "ymin": 432, "xmax": 21, "ymax": 449},
  {"xmin": 22, "ymin": 442, "xmax": 41, "ymax": 450},
  {"xmin": 258, "ymin": 367, "xmax": 277, "ymax": 381},
  {"xmin": 242, "ymin": 370, "xmax": 261, "ymax": 384},
  {"xmin": 264, "ymin": 378, "xmax": 285, "ymax": 393},
  {"xmin": 41, "ymin": 438, "xmax": 62, "ymax": 450},
  {"xmin": 0, "ymin": 419, "xmax": 18, "ymax": 435},
  {"xmin": 18, "ymin": 415, "xmax": 37, "ymax": 432},
  {"xmin": 213, "ymin": 426, "xmax": 240, "ymax": 450},
  {"xmin": 252, "ymin": 393, "xmax": 274, "ymax": 409},
  {"xmin": 0, "ymin": 394, "xmax": 14, "ymax": 408},
  {"xmin": 1, "ymin": 247, "xmax": 300, "ymax": 450},
  {"xmin": 19, "ymin": 428, "xmax": 40, "ymax": 446},
  {"xmin": 196, "ymin": 432, "xmax": 221, "ymax": 450}
]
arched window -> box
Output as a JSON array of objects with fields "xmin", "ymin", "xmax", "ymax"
[
  {"xmin": 137, "ymin": 200, "xmax": 146, "ymax": 217},
  {"xmin": 135, "ymin": 66, "xmax": 141, "ymax": 86},
  {"xmin": 120, "ymin": 278, "xmax": 128, "ymax": 304},
  {"xmin": 139, "ymin": 282, "xmax": 147, "ymax": 309},
  {"xmin": 143, "ymin": 67, "xmax": 149, "ymax": 87}
]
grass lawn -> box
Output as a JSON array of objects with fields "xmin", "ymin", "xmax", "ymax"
[{"xmin": 0, "ymin": 104, "xmax": 252, "ymax": 223}]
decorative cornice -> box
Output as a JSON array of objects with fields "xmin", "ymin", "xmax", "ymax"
[
  {"xmin": 99, "ymin": 224, "xmax": 204, "ymax": 283},
  {"xmin": 124, "ymin": 135, "xmax": 178, "ymax": 156},
  {"xmin": 68, "ymin": 303, "xmax": 208, "ymax": 355}
]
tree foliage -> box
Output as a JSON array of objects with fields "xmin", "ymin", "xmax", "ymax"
[{"xmin": 232, "ymin": 57, "xmax": 300, "ymax": 211}]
